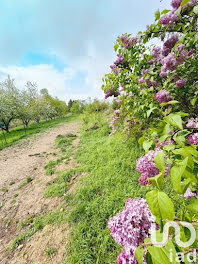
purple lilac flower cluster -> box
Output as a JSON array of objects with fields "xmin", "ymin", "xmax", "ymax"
[
  {"xmin": 110, "ymin": 54, "xmax": 124, "ymax": 75},
  {"xmin": 109, "ymin": 109, "xmax": 121, "ymax": 135},
  {"xmin": 155, "ymin": 90, "xmax": 173, "ymax": 103},
  {"xmin": 160, "ymin": 0, "xmax": 182, "ymax": 26},
  {"xmin": 162, "ymin": 34, "xmax": 179, "ymax": 56},
  {"xmin": 108, "ymin": 198, "xmax": 156, "ymax": 264},
  {"xmin": 176, "ymin": 79, "xmax": 186, "ymax": 88},
  {"xmin": 147, "ymin": 34, "xmax": 191, "ymax": 78},
  {"xmin": 105, "ymin": 90, "xmax": 120, "ymax": 99},
  {"xmin": 184, "ymin": 187, "xmax": 198, "ymax": 199},
  {"xmin": 136, "ymin": 149, "xmax": 171, "ymax": 186},
  {"xmin": 160, "ymin": 9, "xmax": 179, "ymax": 26},
  {"xmin": 186, "ymin": 118, "xmax": 198, "ymax": 129},
  {"xmin": 188, "ymin": 133, "xmax": 198, "ymax": 145},
  {"xmin": 156, "ymin": 139, "xmax": 175, "ymax": 150},
  {"xmin": 114, "ymin": 54, "xmax": 124, "ymax": 66},
  {"xmin": 120, "ymin": 34, "xmax": 137, "ymax": 49}
]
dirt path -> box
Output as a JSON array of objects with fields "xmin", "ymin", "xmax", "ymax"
[{"xmin": 0, "ymin": 119, "xmax": 81, "ymax": 264}]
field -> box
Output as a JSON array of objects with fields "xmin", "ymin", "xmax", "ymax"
[{"xmin": 0, "ymin": 115, "xmax": 76, "ymax": 150}]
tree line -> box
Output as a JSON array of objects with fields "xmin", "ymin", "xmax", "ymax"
[{"xmin": 0, "ymin": 76, "xmax": 110, "ymax": 133}]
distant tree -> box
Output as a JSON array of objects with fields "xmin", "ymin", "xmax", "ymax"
[
  {"xmin": 68, "ymin": 99, "xmax": 74, "ymax": 109},
  {"xmin": 18, "ymin": 82, "xmax": 39, "ymax": 127},
  {"xmin": 40, "ymin": 88, "xmax": 49, "ymax": 97},
  {"xmin": 0, "ymin": 76, "xmax": 21, "ymax": 132}
]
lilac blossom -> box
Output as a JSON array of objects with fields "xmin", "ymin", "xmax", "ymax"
[
  {"xmin": 171, "ymin": 0, "xmax": 182, "ymax": 9},
  {"xmin": 114, "ymin": 54, "xmax": 124, "ymax": 66},
  {"xmin": 120, "ymin": 34, "xmax": 137, "ymax": 49},
  {"xmin": 161, "ymin": 53, "xmax": 178, "ymax": 71},
  {"xmin": 162, "ymin": 34, "xmax": 179, "ymax": 56},
  {"xmin": 186, "ymin": 118, "xmax": 198, "ymax": 129},
  {"xmin": 108, "ymin": 198, "xmax": 156, "ymax": 247},
  {"xmin": 176, "ymin": 79, "xmax": 187, "ymax": 88},
  {"xmin": 155, "ymin": 90, "xmax": 173, "ymax": 103},
  {"xmin": 137, "ymin": 150, "xmax": 171, "ymax": 186},
  {"xmin": 160, "ymin": 10, "xmax": 179, "ymax": 26},
  {"xmin": 184, "ymin": 188, "xmax": 198, "ymax": 199},
  {"xmin": 188, "ymin": 133, "xmax": 198, "ymax": 145}
]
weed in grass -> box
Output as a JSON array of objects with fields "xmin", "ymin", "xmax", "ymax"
[
  {"xmin": 45, "ymin": 247, "xmax": 57, "ymax": 257},
  {"xmin": 26, "ymin": 176, "xmax": 33, "ymax": 183},
  {"xmin": 20, "ymin": 215, "xmax": 35, "ymax": 229},
  {"xmin": 19, "ymin": 177, "xmax": 33, "ymax": 189},
  {"xmin": 55, "ymin": 134, "xmax": 76, "ymax": 153},
  {"xmin": 9, "ymin": 181, "xmax": 15, "ymax": 185},
  {"xmin": 14, "ymin": 194, "xmax": 19, "ymax": 198},
  {"xmin": 45, "ymin": 169, "xmax": 82, "ymax": 198},
  {"xmin": 1, "ymin": 187, "xmax": 8, "ymax": 193},
  {"xmin": 6, "ymin": 219, "xmax": 13, "ymax": 227},
  {"xmin": 45, "ymin": 161, "xmax": 57, "ymax": 175}
]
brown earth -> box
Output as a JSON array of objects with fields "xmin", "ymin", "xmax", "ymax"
[{"xmin": 0, "ymin": 120, "xmax": 81, "ymax": 264}]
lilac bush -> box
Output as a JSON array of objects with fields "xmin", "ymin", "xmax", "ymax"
[{"xmin": 103, "ymin": 0, "xmax": 198, "ymax": 263}]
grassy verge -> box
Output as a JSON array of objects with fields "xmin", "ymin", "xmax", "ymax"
[
  {"xmin": 66, "ymin": 115, "xmax": 147, "ymax": 264},
  {"xmin": 0, "ymin": 115, "xmax": 78, "ymax": 150}
]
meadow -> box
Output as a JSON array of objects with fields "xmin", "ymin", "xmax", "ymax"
[{"xmin": 0, "ymin": 115, "xmax": 76, "ymax": 150}]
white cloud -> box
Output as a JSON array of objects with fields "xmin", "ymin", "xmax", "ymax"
[{"xmin": 0, "ymin": 64, "xmax": 75, "ymax": 100}]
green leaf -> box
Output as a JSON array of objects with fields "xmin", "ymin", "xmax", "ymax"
[
  {"xmin": 145, "ymin": 252, "xmax": 154, "ymax": 264},
  {"xmin": 143, "ymin": 140, "xmax": 153, "ymax": 153},
  {"xmin": 146, "ymin": 190, "xmax": 175, "ymax": 224},
  {"xmin": 187, "ymin": 199, "xmax": 198, "ymax": 214},
  {"xmin": 138, "ymin": 137, "xmax": 144, "ymax": 146},
  {"xmin": 154, "ymin": 152, "xmax": 166, "ymax": 171},
  {"xmin": 191, "ymin": 97, "xmax": 197, "ymax": 106},
  {"xmin": 173, "ymin": 135, "xmax": 186, "ymax": 147},
  {"xmin": 171, "ymin": 157, "xmax": 188, "ymax": 194},
  {"xmin": 173, "ymin": 148, "xmax": 194, "ymax": 169},
  {"xmin": 147, "ymin": 107, "xmax": 157, "ymax": 118},
  {"xmin": 114, "ymin": 44, "xmax": 119, "ymax": 52},
  {"xmin": 181, "ymin": 0, "xmax": 191, "ymax": 7},
  {"xmin": 155, "ymin": 9, "xmax": 160, "ymax": 21},
  {"xmin": 149, "ymin": 172, "xmax": 164, "ymax": 190},
  {"xmin": 161, "ymin": 9, "xmax": 171, "ymax": 15},
  {"xmin": 175, "ymin": 6, "xmax": 182, "ymax": 16},
  {"xmin": 183, "ymin": 170, "xmax": 198, "ymax": 184},
  {"xmin": 135, "ymin": 246, "xmax": 145, "ymax": 264},
  {"xmin": 193, "ymin": 5, "xmax": 198, "ymax": 15},
  {"xmin": 147, "ymin": 239, "xmax": 178, "ymax": 264},
  {"xmin": 161, "ymin": 100, "xmax": 179, "ymax": 106},
  {"xmin": 164, "ymin": 114, "xmax": 183, "ymax": 130}
]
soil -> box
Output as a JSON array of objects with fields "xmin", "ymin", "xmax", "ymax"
[{"xmin": 0, "ymin": 120, "xmax": 81, "ymax": 264}]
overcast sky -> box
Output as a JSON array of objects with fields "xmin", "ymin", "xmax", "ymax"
[{"xmin": 0, "ymin": 0, "xmax": 171, "ymax": 101}]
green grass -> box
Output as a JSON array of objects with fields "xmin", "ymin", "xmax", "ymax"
[
  {"xmin": 65, "ymin": 117, "xmax": 147, "ymax": 264},
  {"xmin": 45, "ymin": 168, "xmax": 83, "ymax": 197},
  {"xmin": 44, "ymin": 133, "xmax": 77, "ymax": 176},
  {"xmin": 0, "ymin": 115, "xmax": 78, "ymax": 150},
  {"xmin": 45, "ymin": 247, "xmax": 57, "ymax": 257}
]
